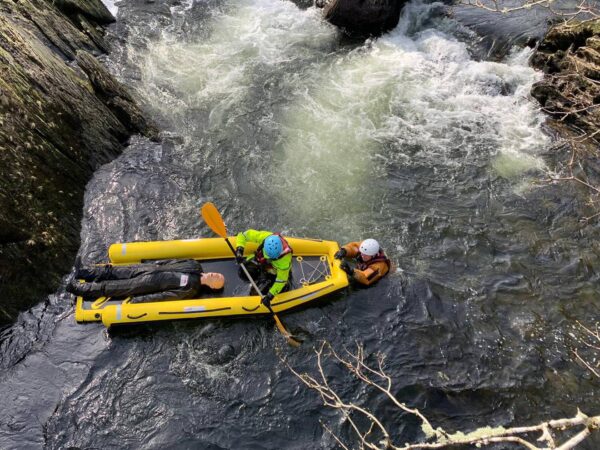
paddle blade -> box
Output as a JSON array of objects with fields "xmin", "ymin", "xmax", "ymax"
[
  {"xmin": 273, "ymin": 314, "xmax": 302, "ymax": 347},
  {"xmin": 201, "ymin": 202, "xmax": 227, "ymax": 238}
]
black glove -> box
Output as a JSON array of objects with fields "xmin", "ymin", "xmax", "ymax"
[
  {"xmin": 334, "ymin": 248, "xmax": 347, "ymax": 260},
  {"xmin": 235, "ymin": 246, "xmax": 245, "ymax": 264},
  {"xmin": 66, "ymin": 279, "xmax": 81, "ymax": 295},
  {"xmin": 340, "ymin": 260, "xmax": 353, "ymax": 277},
  {"xmin": 262, "ymin": 292, "xmax": 274, "ymax": 309}
]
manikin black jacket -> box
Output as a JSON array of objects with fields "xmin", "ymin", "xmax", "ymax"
[{"xmin": 71, "ymin": 259, "xmax": 204, "ymax": 303}]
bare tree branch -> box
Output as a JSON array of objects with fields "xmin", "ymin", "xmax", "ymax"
[
  {"xmin": 573, "ymin": 349, "xmax": 600, "ymax": 377},
  {"xmin": 321, "ymin": 420, "xmax": 351, "ymax": 450},
  {"xmin": 284, "ymin": 340, "xmax": 600, "ymax": 449},
  {"xmin": 459, "ymin": 0, "xmax": 600, "ymax": 21},
  {"xmin": 571, "ymin": 321, "xmax": 600, "ymax": 377}
]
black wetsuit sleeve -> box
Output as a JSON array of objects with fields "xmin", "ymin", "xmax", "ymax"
[
  {"xmin": 131, "ymin": 288, "xmax": 196, "ymax": 303},
  {"xmin": 78, "ymin": 263, "xmax": 170, "ymax": 281},
  {"xmin": 73, "ymin": 272, "xmax": 200, "ymax": 300},
  {"xmin": 153, "ymin": 259, "xmax": 204, "ymax": 273}
]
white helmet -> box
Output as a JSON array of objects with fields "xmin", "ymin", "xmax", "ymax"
[{"xmin": 359, "ymin": 239, "xmax": 379, "ymax": 256}]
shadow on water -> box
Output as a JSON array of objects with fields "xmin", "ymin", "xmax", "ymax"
[{"xmin": 1, "ymin": 0, "xmax": 600, "ymax": 448}]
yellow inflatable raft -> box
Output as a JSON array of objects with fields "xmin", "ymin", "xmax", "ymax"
[{"xmin": 75, "ymin": 237, "xmax": 349, "ymax": 328}]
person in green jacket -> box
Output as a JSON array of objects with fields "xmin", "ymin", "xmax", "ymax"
[{"xmin": 235, "ymin": 230, "xmax": 293, "ymax": 307}]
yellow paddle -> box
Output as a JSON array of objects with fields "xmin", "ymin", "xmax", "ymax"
[{"xmin": 201, "ymin": 202, "xmax": 301, "ymax": 347}]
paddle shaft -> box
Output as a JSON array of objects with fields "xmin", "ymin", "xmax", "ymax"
[
  {"xmin": 226, "ymin": 236, "xmax": 298, "ymax": 344},
  {"xmin": 223, "ymin": 237, "xmax": 266, "ymax": 299},
  {"xmin": 225, "ymin": 238, "xmax": 300, "ymax": 347}
]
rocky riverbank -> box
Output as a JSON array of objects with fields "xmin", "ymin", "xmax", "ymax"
[
  {"xmin": 530, "ymin": 19, "xmax": 600, "ymax": 147},
  {"xmin": 0, "ymin": 0, "xmax": 157, "ymax": 324}
]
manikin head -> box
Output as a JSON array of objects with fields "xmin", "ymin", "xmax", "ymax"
[{"xmin": 200, "ymin": 272, "xmax": 225, "ymax": 290}]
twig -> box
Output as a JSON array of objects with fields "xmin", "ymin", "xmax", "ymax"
[
  {"xmin": 321, "ymin": 420, "xmax": 350, "ymax": 450},
  {"xmin": 459, "ymin": 0, "xmax": 599, "ymax": 19},
  {"xmin": 573, "ymin": 349, "xmax": 600, "ymax": 377}
]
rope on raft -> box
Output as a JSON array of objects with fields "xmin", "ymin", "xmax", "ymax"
[{"xmin": 296, "ymin": 255, "xmax": 331, "ymax": 286}]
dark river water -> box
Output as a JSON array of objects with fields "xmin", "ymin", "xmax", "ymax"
[{"xmin": 1, "ymin": 0, "xmax": 599, "ymax": 448}]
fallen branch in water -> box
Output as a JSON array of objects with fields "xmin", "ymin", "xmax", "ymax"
[
  {"xmin": 283, "ymin": 341, "xmax": 600, "ymax": 449},
  {"xmin": 543, "ymin": 137, "xmax": 600, "ymax": 222},
  {"xmin": 458, "ymin": 0, "xmax": 599, "ymax": 23},
  {"xmin": 572, "ymin": 321, "xmax": 600, "ymax": 378}
]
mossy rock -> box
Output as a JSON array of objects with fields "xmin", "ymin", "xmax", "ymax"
[
  {"xmin": 531, "ymin": 18, "xmax": 600, "ymax": 143},
  {"xmin": 538, "ymin": 19, "xmax": 600, "ymax": 53},
  {"xmin": 0, "ymin": 0, "xmax": 156, "ymax": 324}
]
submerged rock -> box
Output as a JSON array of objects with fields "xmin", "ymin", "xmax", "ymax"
[
  {"xmin": 451, "ymin": 4, "xmax": 551, "ymax": 61},
  {"xmin": 530, "ymin": 20, "xmax": 600, "ymax": 146},
  {"xmin": 0, "ymin": 0, "xmax": 157, "ymax": 324},
  {"xmin": 320, "ymin": 0, "xmax": 405, "ymax": 37}
]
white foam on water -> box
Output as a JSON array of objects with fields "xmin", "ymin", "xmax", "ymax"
[
  {"xmin": 140, "ymin": 0, "xmax": 336, "ymax": 130},
  {"xmin": 170, "ymin": 0, "xmax": 197, "ymax": 18},
  {"xmin": 272, "ymin": 0, "xmax": 548, "ymax": 228},
  {"xmin": 102, "ymin": 0, "xmax": 118, "ymax": 16},
  {"xmin": 134, "ymin": 0, "xmax": 548, "ymax": 234}
]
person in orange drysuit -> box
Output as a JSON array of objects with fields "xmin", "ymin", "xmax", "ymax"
[{"xmin": 334, "ymin": 238, "xmax": 390, "ymax": 286}]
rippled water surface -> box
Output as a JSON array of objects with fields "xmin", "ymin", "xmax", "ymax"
[{"xmin": 1, "ymin": 0, "xmax": 599, "ymax": 448}]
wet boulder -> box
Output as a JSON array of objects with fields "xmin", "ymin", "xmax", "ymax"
[
  {"xmin": 75, "ymin": 51, "xmax": 158, "ymax": 140},
  {"xmin": 289, "ymin": 0, "xmax": 314, "ymax": 9},
  {"xmin": 321, "ymin": 0, "xmax": 405, "ymax": 37}
]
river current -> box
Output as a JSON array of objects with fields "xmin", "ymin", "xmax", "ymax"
[{"xmin": 1, "ymin": 0, "xmax": 599, "ymax": 448}]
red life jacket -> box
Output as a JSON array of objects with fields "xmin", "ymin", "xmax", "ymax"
[
  {"xmin": 255, "ymin": 234, "xmax": 293, "ymax": 268},
  {"xmin": 356, "ymin": 249, "xmax": 390, "ymax": 271}
]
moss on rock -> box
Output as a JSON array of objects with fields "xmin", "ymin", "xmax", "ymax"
[{"xmin": 531, "ymin": 20, "xmax": 600, "ymax": 146}]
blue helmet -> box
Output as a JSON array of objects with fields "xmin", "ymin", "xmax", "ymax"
[{"xmin": 263, "ymin": 235, "xmax": 283, "ymax": 259}]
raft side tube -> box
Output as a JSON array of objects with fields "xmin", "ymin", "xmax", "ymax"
[
  {"xmin": 99, "ymin": 273, "xmax": 346, "ymax": 327},
  {"xmin": 108, "ymin": 237, "xmax": 338, "ymax": 264}
]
